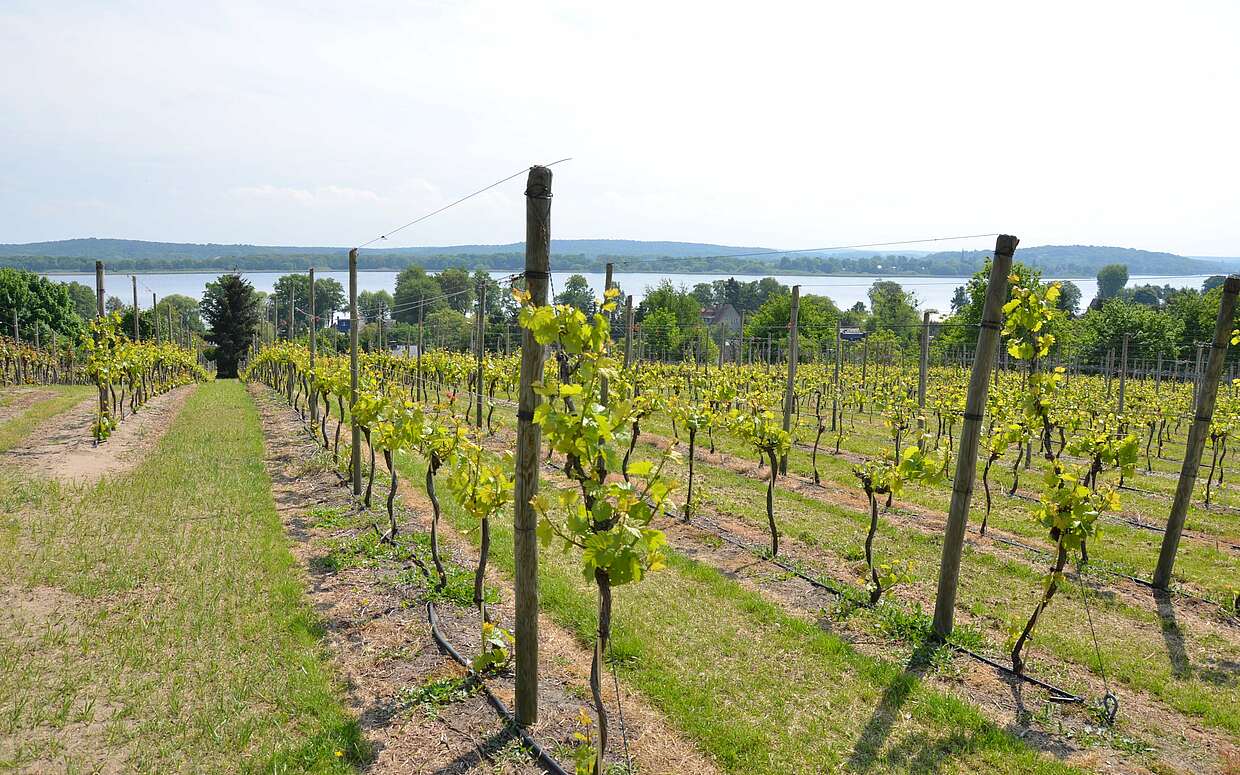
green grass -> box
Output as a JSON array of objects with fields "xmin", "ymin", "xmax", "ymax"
[
  {"xmin": 392, "ymin": 445, "xmax": 1081, "ymax": 775},
  {"xmin": 0, "ymin": 380, "xmax": 364, "ymax": 773},
  {"xmin": 0, "ymin": 385, "xmax": 93, "ymax": 452}
]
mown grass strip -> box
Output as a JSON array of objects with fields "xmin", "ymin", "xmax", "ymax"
[
  {"xmin": 0, "ymin": 380, "xmax": 364, "ymax": 773},
  {"xmin": 393, "ymin": 447, "xmax": 1079, "ymax": 775}
]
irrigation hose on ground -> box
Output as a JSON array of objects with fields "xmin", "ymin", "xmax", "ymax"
[
  {"xmin": 426, "ymin": 600, "xmax": 573, "ymax": 775},
  {"xmin": 686, "ymin": 514, "xmax": 1089, "ymax": 706}
]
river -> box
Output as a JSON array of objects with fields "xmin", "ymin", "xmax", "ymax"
[{"xmin": 42, "ymin": 270, "xmax": 1217, "ymax": 316}]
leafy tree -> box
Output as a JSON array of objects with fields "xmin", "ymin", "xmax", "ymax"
[
  {"xmin": 1057, "ymin": 281, "xmax": 1081, "ymax": 317},
  {"xmin": 934, "ymin": 260, "xmax": 1066, "ymax": 358},
  {"xmin": 105, "ymin": 296, "xmax": 126, "ymax": 314},
  {"xmin": 64, "ymin": 281, "xmax": 98, "ymax": 321},
  {"xmin": 1070, "ymin": 298, "xmax": 1181, "ymax": 361},
  {"xmin": 358, "ymin": 289, "xmax": 394, "ymax": 327},
  {"xmin": 424, "ymin": 308, "xmax": 472, "ymax": 350},
  {"xmin": 865, "ymin": 280, "xmax": 920, "ymax": 349},
  {"xmin": 744, "ymin": 293, "xmax": 840, "ymax": 356},
  {"xmin": 1096, "ymin": 263, "xmax": 1129, "ymax": 301},
  {"xmin": 272, "ymin": 274, "xmax": 346, "ymax": 335},
  {"xmin": 435, "ymin": 267, "xmax": 475, "ymax": 313},
  {"xmin": 554, "ymin": 274, "xmax": 595, "ymax": 313},
  {"xmin": 0, "ymin": 268, "xmax": 84, "ymax": 339},
  {"xmin": 1203, "ymin": 275, "xmax": 1227, "ymax": 293},
  {"xmin": 393, "ymin": 266, "xmax": 447, "ymax": 323},
  {"xmin": 201, "ymin": 273, "xmax": 260, "ymax": 378}
]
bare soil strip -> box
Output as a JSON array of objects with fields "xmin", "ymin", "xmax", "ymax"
[
  {"xmin": 0, "ymin": 385, "xmax": 196, "ymax": 483},
  {"xmin": 0, "ymin": 386, "xmax": 56, "ymax": 425},
  {"xmin": 249, "ymin": 384, "xmax": 720, "ymax": 775}
]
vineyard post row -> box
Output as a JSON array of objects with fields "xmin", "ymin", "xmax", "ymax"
[
  {"xmin": 274, "ymin": 180, "xmax": 1240, "ymax": 731},
  {"xmin": 1154, "ymin": 275, "xmax": 1240, "ymax": 587}
]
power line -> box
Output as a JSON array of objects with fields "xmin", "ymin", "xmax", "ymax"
[{"xmin": 354, "ymin": 159, "xmax": 572, "ymax": 250}]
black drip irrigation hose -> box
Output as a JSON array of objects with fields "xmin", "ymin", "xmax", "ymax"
[
  {"xmin": 684, "ymin": 515, "xmax": 1087, "ymax": 705},
  {"xmin": 254, "ymin": 385, "xmax": 570, "ymax": 774},
  {"xmin": 426, "ymin": 601, "xmax": 573, "ymax": 775}
]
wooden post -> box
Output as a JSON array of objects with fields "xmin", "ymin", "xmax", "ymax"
[
  {"xmin": 833, "ymin": 319, "xmax": 843, "ymax": 429},
  {"xmin": 152, "ymin": 293, "xmax": 159, "ymax": 343},
  {"xmin": 168, "ymin": 304, "xmax": 174, "ymax": 347},
  {"xmin": 95, "ymin": 261, "xmax": 107, "ymax": 419},
  {"xmin": 131, "ymin": 276, "xmax": 139, "ymax": 341},
  {"xmin": 918, "ymin": 310, "xmax": 930, "ymax": 446},
  {"xmin": 1118, "ymin": 334, "xmax": 1129, "ymax": 415},
  {"xmin": 780, "ymin": 285, "xmax": 801, "ymax": 474},
  {"xmin": 1156, "ymin": 351, "xmax": 1163, "ymax": 394},
  {"xmin": 1154, "ymin": 276, "xmax": 1239, "ymax": 588},
  {"xmin": 349, "ymin": 248, "xmax": 362, "ymax": 496},
  {"xmin": 623, "ymin": 295, "xmax": 634, "ymax": 369},
  {"xmin": 12, "ymin": 308, "xmax": 17, "ymax": 340},
  {"xmin": 309, "ymin": 268, "xmax": 317, "ymax": 422},
  {"xmin": 514, "ymin": 165, "xmax": 552, "ymax": 727},
  {"xmin": 475, "ymin": 280, "xmax": 486, "ymax": 428},
  {"xmin": 95, "ymin": 261, "xmax": 105, "ymax": 318},
  {"xmin": 416, "ymin": 304, "xmax": 425, "ymax": 401},
  {"xmin": 932, "ymin": 235, "xmax": 1018, "ymax": 639}
]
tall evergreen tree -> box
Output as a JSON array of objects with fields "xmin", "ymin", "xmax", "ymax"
[{"xmin": 201, "ymin": 273, "xmax": 259, "ymax": 378}]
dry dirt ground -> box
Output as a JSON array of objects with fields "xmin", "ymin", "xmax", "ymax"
[
  {"xmin": 0, "ymin": 385, "xmax": 195, "ymax": 483},
  {"xmin": 248, "ymin": 384, "xmax": 720, "ymax": 775},
  {"xmin": 0, "ymin": 386, "xmax": 57, "ymax": 425}
]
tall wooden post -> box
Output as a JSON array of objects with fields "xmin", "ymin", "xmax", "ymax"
[
  {"xmin": 95, "ymin": 261, "xmax": 107, "ymax": 419},
  {"xmin": 475, "ymin": 280, "xmax": 486, "ymax": 428},
  {"xmin": 309, "ymin": 268, "xmax": 318, "ymax": 422},
  {"xmin": 1118, "ymin": 334, "xmax": 1129, "ymax": 415},
  {"xmin": 514, "ymin": 165, "xmax": 552, "ymax": 726},
  {"xmin": 1156, "ymin": 351, "xmax": 1163, "ymax": 394},
  {"xmin": 623, "ymin": 295, "xmax": 634, "ymax": 369},
  {"xmin": 95, "ymin": 262, "xmax": 105, "ymax": 318},
  {"xmin": 1154, "ymin": 276, "xmax": 1239, "ymax": 588},
  {"xmin": 416, "ymin": 304, "xmax": 425, "ymax": 401},
  {"xmin": 832, "ymin": 322, "xmax": 842, "ymax": 431},
  {"xmin": 932, "ymin": 235, "xmax": 1018, "ymax": 639},
  {"xmin": 918, "ymin": 310, "xmax": 930, "ymax": 447},
  {"xmin": 168, "ymin": 304, "xmax": 174, "ymax": 347},
  {"xmin": 349, "ymin": 248, "xmax": 362, "ymax": 496},
  {"xmin": 780, "ymin": 285, "xmax": 801, "ymax": 474},
  {"xmin": 12, "ymin": 308, "xmax": 18, "ymax": 340},
  {"xmin": 152, "ymin": 293, "xmax": 159, "ymax": 343},
  {"xmin": 131, "ymin": 276, "xmax": 139, "ymax": 341}
]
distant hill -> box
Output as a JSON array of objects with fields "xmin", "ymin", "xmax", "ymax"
[
  {"xmin": 0, "ymin": 237, "xmax": 1225, "ymax": 277},
  {"xmin": 0, "ymin": 237, "xmax": 904, "ymax": 262},
  {"xmin": 921, "ymin": 244, "xmax": 1222, "ymax": 277}
]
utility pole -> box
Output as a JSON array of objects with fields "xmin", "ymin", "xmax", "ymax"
[
  {"xmin": 1154, "ymin": 276, "xmax": 1240, "ymax": 588},
  {"xmin": 514, "ymin": 165, "xmax": 552, "ymax": 727},
  {"xmin": 932, "ymin": 235, "xmax": 1018, "ymax": 639},
  {"xmin": 349, "ymin": 248, "xmax": 362, "ymax": 497},
  {"xmin": 780, "ymin": 285, "xmax": 801, "ymax": 474}
]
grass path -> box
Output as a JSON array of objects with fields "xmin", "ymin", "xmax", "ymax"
[
  {"xmin": 388, "ymin": 442, "xmax": 1081, "ymax": 774},
  {"xmin": 0, "ymin": 380, "xmax": 362, "ymax": 773}
]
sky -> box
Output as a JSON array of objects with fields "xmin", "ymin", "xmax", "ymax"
[{"xmin": 2, "ymin": 1, "xmax": 1238, "ymax": 256}]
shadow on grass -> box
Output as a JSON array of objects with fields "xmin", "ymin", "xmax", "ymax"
[
  {"xmin": 1153, "ymin": 589, "xmax": 1191, "ymax": 678},
  {"xmin": 845, "ymin": 641, "xmax": 935, "ymax": 772}
]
